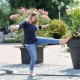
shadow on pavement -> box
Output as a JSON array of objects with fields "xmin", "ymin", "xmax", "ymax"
[
  {"xmin": 60, "ymin": 68, "xmax": 80, "ymax": 76},
  {"xmin": 25, "ymin": 76, "xmax": 41, "ymax": 80}
]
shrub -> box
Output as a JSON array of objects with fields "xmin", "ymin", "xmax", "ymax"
[
  {"xmin": 69, "ymin": 9, "xmax": 80, "ymax": 39},
  {"xmin": 10, "ymin": 7, "xmax": 50, "ymax": 25},
  {"xmin": 47, "ymin": 19, "xmax": 68, "ymax": 39},
  {"xmin": 36, "ymin": 28, "xmax": 50, "ymax": 37},
  {"xmin": 65, "ymin": 1, "xmax": 80, "ymax": 39}
]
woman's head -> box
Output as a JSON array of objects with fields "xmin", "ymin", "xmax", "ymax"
[{"xmin": 28, "ymin": 12, "xmax": 38, "ymax": 25}]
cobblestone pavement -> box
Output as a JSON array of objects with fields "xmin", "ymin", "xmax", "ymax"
[{"xmin": 0, "ymin": 43, "xmax": 80, "ymax": 80}]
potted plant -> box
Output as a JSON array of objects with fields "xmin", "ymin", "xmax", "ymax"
[
  {"xmin": 19, "ymin": 31, "xmax": 44, "ymax": 64},
  {"xmin": 67, "ymin": 1, "xmax": 80, "ymax": 69},
  {"xmin": 20, "ymin": 46, "xmax": 44, "ymax": 64},
  {"xmin": 10, "ymin": 7, "xmax": 50, "ymax": 64}
]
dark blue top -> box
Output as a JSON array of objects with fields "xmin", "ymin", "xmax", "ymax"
[{"xmin": 19, "ymin": 20, "xmax": 42, "ymax": 44}]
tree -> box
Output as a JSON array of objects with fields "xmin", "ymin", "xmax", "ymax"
[
  {"xmin": 0, "ymin": 0, "xmax": 11, "ymax": 33},
  {"xmin": 9, "ymin": 0, "xmax": 72, "ymax": 19}
]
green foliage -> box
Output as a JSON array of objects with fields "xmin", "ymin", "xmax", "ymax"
[
  {"xmin": 3, "ymin": 38, "xmax": 17, "ymax": 43},
  {"xmin": 67, "ymin": 1, "xmax": 80, "ymax": 39},
  {"xmin": 69, "ymin": 9, "xmax": 80, "ymax": 39},
  {"xmin": 0, "ymin": 9, "xmax": 7, "ymax": 28},
  {"xmin": 9, "ymin": 0, "xmax": 71, "ymax": 19},
  {"xmin": 70, "ymin": 9, "xmax": 80, "ymax": 31},
  {"xmin": 36, "ymin": 28, "xmax": 50, "ymax": 37},
  {"xmin": 36, "ymin": 19, "xmax": 68, "ymax": 39},
  {"xmin": 14, "ymin": 30, "xmax": 24, "ymax": 46},
  {"xmin": 47, "ymin": 19, "xmax": 68, "ymax": 39},
  {"xmin": 38, "ymin": 14, "xmax": 50, "ymax": 25},
  {"xmin": 0, "ymin": 0, "xmax": 10, "ymax": 33}
]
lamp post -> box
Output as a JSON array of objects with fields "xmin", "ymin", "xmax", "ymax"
[
  {"xmin": 57, "ymin": 5, "xmax": 61, "ymax": 20},
  {"xmin": 57, "ymin": 2, "xmax": 64, "ymax": 20}
]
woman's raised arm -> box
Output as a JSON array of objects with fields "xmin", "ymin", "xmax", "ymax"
[{"xmin": 37, "ymin": 24, "xmax": 49, "ymax": 30}]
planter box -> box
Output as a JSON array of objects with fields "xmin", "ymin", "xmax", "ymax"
[
  {"xmin": 20, "ymin": 46, "xmax": 44, "ymax": 64},
  {"xmin": 67, "ymin": 39, "xmax": 80, "ymax": 69},
  {"xmin": 0, "ymin": 31, "xmax": 4, "ymax": 43}
]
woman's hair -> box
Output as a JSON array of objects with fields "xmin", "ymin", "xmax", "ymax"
[{"xmin": 28, "ymin": 11, "xmax": 38, "ymax": 25}]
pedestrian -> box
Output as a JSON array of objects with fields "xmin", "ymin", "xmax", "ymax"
[{"xmin": 10, "ymin": 12, "xmax": 70, "ymax": 77}]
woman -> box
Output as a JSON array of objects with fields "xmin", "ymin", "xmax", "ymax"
[{"xmin": 10, "ymin": 12, "xmax": 70, "ymax": 77}]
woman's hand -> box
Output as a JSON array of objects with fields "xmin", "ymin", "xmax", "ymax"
[
  {"xmin": 41, "ymin": 24, "xmax": 50, "ymax": 29},
  {"xmin": 10, "ymin": 25, "xmax": 19, "ymax": 32},
  {"xmin": 10, "ymin": 25, "xmax": 15, "ymax": 32}
]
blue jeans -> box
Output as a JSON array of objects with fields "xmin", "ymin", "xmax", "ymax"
[{"xmin": 25, "ymin": 37, "xmax": 60, "ymax": 70}]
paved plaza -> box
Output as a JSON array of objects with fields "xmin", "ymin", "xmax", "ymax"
[{"xmin": 0, "ymin": 43, "xmax": 80, "ymax": 80}]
